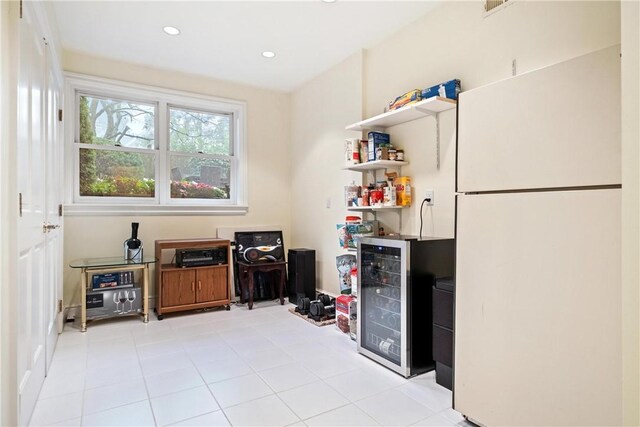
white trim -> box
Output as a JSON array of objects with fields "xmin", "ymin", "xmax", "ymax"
[
  {"xmin": 0, "ymin": 2, "xmax": 19, "ymax": 425},
  {"xmin": 63, "ymin": 204, "xmax": 248, "ymax": 216},
  {"xmin": 64, "ymin": 73, "xmax": 248, "ymax": 214}
]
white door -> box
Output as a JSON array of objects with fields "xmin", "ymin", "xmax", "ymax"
[
  {"xmin": 454, "ymin": 189, "xmax": 622, "ymax": 426},
  {"xmin": 16, "ymin": 4, "xmax": 62, "ymax": 423},
  {"xmin": 44, "ymin": 53, "xmax": 63, "ymax": 365}
]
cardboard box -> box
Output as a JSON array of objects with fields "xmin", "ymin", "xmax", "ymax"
[
  {"xmin": 388, "ymin": 89, "xmax": 422, "ymax": 111},
  {"xmin": 336, "ymin": 295, "xmax": 356, "ymax": 335},
  {"xmin": 92, "ymin": 273, "xmax": 119, "ymax": 289},
  {"xmin": 422, "ymin": 79, "xmax": 461, "ymax": 100},
  {"xmin": 86, "ymin": 287, "xmax": 142, "ymax": 319},
  {"xmin": 367, "ymin": 132, "xmax": 390, "ymax": 162},
  {"xmin": 394, "ymin": 176, "xmax": 412, "ymax": 207}
]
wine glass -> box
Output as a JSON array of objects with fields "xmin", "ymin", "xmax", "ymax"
[
  {"xmin": 127, "ymin": 290, "xmax": 137, "ymax": 311},
  {"xmin": 119, "ymin": 291, "xmax": 128, "ymax": 314},
  {"xmin": 113, "ymin": 292, "xmax": 120, "ymax": 313}
]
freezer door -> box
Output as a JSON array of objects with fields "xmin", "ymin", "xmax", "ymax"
[
  {"xmin": 457, "ymin": 45, "xmax": 620, "ymax": 193},
  {"xmin": 454, "ymin": 189, "xmax": 621, "ymax": 426}
]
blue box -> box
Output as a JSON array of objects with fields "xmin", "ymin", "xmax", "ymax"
[
  {"xmin": 92, "ymin": 273, "xmax": 120, "ymax": 290},
  {"xmin": 422, "ymin": 79, "xmax": 461, "ymax": 100},
  {"xmin": 367, "ymin": 132, "xmax": 390, "ymax": 162}
]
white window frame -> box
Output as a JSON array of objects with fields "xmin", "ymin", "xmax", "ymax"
[{"xmin": 64, "ymin": 73, "xmax": 248, "ymax": 216}]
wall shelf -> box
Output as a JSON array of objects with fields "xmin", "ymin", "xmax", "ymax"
[
  {"xmin": 347, "ymin": 206, "xmax": 404, "ymax": 212},
  {"xmin": 345, "ymin": 96, "xmax": 456, "ymax": 131},
  {"xmin": 343, "ymin": 160, "xmax": 409, "ymax": 171}
]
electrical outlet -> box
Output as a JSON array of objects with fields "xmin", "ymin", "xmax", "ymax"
[{"xmin": 425, "ymin": 189, "xmax": 434, "ymax": 206}]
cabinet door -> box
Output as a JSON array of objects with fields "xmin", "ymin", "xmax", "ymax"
[
  {"xmin": 162, "ymin": 270, "xmax": 196, "ymax": 307},
  {"xmin": 196, "ymin": 267, "xmax": 228, "ymax": 303}
]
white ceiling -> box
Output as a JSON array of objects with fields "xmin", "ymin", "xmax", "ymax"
[{"xmin": 51, "ymin": 1, "xmax": 441, "ymax": 92}]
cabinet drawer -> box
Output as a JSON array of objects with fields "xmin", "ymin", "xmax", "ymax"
[
  {"xmin": 433, "ymin": 288, "xmax": 454, "ymax": 329},
  {"xmin": 433, "ymin": 324, "xmax": 453, "ymax": 366}
]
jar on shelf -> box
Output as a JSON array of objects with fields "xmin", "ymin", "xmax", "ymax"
[{"xmin": 344, "ymin": 182, "xmax": 359, "ymax": 207}]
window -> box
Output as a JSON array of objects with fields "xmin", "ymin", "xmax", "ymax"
[
  {"xmin": 65, "ymin": 74, "xmax": 247, "ymax": 215},
  {"xmin": 168, "ymin": 107, "xmax": 232, "ymax": 200},
  {"xmin": 78, "ymin": 95, "xmax": 156, "ymax": 198}
]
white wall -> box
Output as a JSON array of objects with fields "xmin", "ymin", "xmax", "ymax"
[
  {"xmin": 289, "ymin": 52, "xmax": 363, "ymax": 295},
  {"xmin": 62, "ymin": 51, "xmax": 292, "ymax": 307},
  {"xmin": 291, "ymin": 0, "xmax": 621, "ymax": 296},
  {"xmin": 621, "ymin": 0, "xmax": 640, "ymax": 424}
]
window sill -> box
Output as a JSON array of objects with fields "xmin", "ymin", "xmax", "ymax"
[{"xmin": 63, "ymin": 204, "xmax": 248, "ymax": 216}]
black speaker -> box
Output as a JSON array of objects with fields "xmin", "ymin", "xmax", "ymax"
[{"xmin": 287, "ymin": 248, "xmax": 316, "ymax": 305}]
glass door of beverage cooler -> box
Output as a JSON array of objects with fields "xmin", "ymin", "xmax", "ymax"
[{"xmin": 358, "ymin": 240, "xmax": 408, "ymax": 376}]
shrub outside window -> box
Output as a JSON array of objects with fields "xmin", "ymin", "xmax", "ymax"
[{"xmin": 66, "ymin": 74, "xmax": 247, "ymax": 215}]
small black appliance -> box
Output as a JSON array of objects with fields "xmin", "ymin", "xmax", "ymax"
[{"xmin": 124, "ymin": 222, "xmax": 143, "ymax": 262}]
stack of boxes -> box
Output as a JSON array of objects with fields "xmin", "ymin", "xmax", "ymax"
[{"xmin": 335, "ymin": 294, "xmax": 357, "ymax": 341}]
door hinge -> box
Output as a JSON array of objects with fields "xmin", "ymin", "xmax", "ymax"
[
  {"xmin": 58, "ymin": 300, "xmax": 63, "ymax": 314},
  {"xmin": 19, "ymin": 0, "xmax": 23, "ymax": 19},
  {"xmin": 18, "ymin": 193, "xmax": 22, "ymax": 217},
  {"xmin": 58, "ymin": 204, "xmax": 63, "ymax": 217},
  {"xmin": 58, "ymin": 109, "xmax": 63, "ymax": 122}
]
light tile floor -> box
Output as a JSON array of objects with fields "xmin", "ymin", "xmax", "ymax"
[{"xmin": 29, "ymin": 300, "xmax": 471, "ymax": 427}]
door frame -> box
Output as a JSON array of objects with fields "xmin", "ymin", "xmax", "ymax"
[{"xmin": 0, "ymin": 2, "xmax": 19, "ymax": 426}]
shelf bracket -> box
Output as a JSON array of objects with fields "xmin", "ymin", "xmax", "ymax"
[
  {"xmin": 415, "ymin": 106, "xmax": 442, "ymax": 169},
  {"xmin": 436, "ymin": 113, "xmax": 441, "ymax": 170}
]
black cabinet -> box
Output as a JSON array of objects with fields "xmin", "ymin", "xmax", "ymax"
[{"xmin": 433, "ymin": 278, "xmax": 454, "ymax": 390}]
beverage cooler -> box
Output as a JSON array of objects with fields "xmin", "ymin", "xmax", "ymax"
[{"xmin": 357, "ymin": 236, "xmax": 455, "ymax": 377}]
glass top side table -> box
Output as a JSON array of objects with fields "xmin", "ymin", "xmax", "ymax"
[{"xmin": 69, "ymin": 256, "xmax": 157, "ymax": 332}]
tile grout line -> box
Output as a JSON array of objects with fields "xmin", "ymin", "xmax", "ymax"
[
  {"xmin": 45, "ymin": 302, "xmax": 458, "ymax": 427},
  {"xmin": 132, "ymin": 324, "xmax": 159, "ymax": 427}
]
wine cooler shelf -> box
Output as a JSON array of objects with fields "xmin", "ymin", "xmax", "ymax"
[
  {"xmin": 368, "ymin": 294, "xmax": 401, "ymax": 312},
  {"xmin": 367, "ymin": 332, "xmax": 401, "ymax": 361}
]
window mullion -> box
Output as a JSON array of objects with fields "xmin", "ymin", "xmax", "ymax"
[{"xmin": 158, "ymin": 100, "xmax": 168, "ymax": 204}]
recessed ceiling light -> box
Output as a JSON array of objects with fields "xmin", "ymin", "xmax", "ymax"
[
  {"xmin": 163, "ymin": 26, "xmax": 181, "ymax": 36},
  {"xmin": 262, "ymin": 51, "xmax": 276, "ymax": 58},
  {"xmin": 322, "ymin": 0, "xmax": 337, "ymax": 3}
]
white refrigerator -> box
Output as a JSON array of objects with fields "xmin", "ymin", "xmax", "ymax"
[{"xmin": 454, "ymin": 45, "xmax": 622, "ymax": 426}]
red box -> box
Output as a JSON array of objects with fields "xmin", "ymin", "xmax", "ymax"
[{"xmin": 336, "ymin": 295, "xmax": 355, "ymax": 335}]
